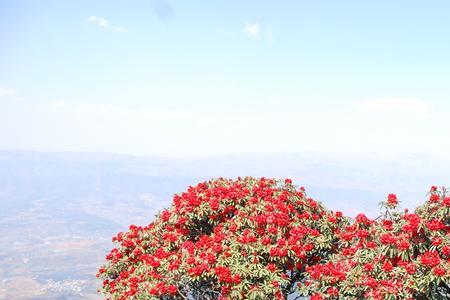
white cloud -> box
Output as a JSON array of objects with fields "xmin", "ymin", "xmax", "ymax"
[
  {"xmin": 86, "ymin": 16, "xmax": 109, "ymax": 28},
  {"xmin": 355, "ymin": 97, "xmax": 432, "ymax": 118},
  {"xmin": 244, "ymin": 22, "xmax": 260, "ymax": 40},
  {"xmin": 86, "ymin": 16, "xmax": 127, "ymax": 33},
  {"xmin": 0, "ymin": 88, "xmax": 16, "ymax": 97}
]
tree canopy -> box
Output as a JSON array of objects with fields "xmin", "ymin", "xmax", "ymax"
[{"xmin": 98, "ymin": 178, "xmax": 450, "ymax": 300}]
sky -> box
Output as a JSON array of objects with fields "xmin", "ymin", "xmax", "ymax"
[{"xmin": 1, "ymin": 0, "xmax": 450, "ymax": 158}]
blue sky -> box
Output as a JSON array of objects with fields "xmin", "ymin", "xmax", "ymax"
[{"xmin": 1, "ymin": 0, "xmax": 450, "ymax": 157}]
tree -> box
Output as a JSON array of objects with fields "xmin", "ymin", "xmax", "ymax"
[
  {"xmin": 98, "ymin": 178, "xmax": 450, "ymax": 299},
  {"xmin": 304, "ymin": 188, "xmax": 450, "ymax": 299},
  {"xmin": 97, "ymin": 177, "xmax": 346, "ymax": 299}
]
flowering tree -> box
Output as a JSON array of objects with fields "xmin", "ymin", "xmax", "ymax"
[
  {"xmin": 97, "ymin": 177, "xmax": 346, "ymax": 299},
  {"xmin": 304, "ymin": 187, "xmax": 450, "ymax": 300},
  {"xmin": 98, "ymin": 177, "xmax": 450, "ymax": 299}
]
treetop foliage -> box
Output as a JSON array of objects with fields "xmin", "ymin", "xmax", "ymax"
[{"xmin": 98, "ymin": 178, "xmax": 450, "ymax": 300}]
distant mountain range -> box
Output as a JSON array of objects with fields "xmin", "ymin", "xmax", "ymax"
[{"xmin": 0, "ymin": 150, "xmax": 448, "ymax": 299}]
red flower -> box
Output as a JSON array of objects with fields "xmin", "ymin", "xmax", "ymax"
[
  {"xmin": 405, "ymin": 263, "xmax": 417, "ymax": 275},
  {"xmin": 441, "ymin": 245, "xmax": 450, "ymax": 257},
  {"xmin": 327, "ymin": 287, "xmax": 339, "ymax": 296},
  {"xmin": 355, "ymin": 214, "xmax": 371, "ymax": 226},
  {"xmin": 433, "ymin": 267, "xmax": 446, "ymax": 277},
  {"xmin": 382, "ymin": 261, "xmax": 393, "ymax": 272},
  {"xmin": 214, "ymin": 266, "xmax": 233, "ymax": 283},
  {"xmin": 429, "ymin": 194, "xmax": 440, "ymax": 203},
  {"xmin": 380, "ymin": 233, "xmax": 396, "ymax": 245},
  {"xmin": 166, "ymin": 285, "xmax": 178, "ymax": 295},
  {"xmin": 364, "ymin": 263, "xmax": 374, "ymax": 272},
  {"xmin": 387, "ymin": 194, "xmax": 398, "ymax": 207},
  {"xmin": 420, "ymin": 251, "xmax": 441, "ymax": 268},
  {"xmin": 267, "ymin": 263, "xmax": 277, "ymax": 272},
  {"xmin": 426, "ymin": 219, "xmax": 445, "ymax": 231},
  {"xmin": 443, "ymin": 197, "xmax": 450, "ymax": 206},
  {"xmin": 432, "ymin": 237, "xmax": 442, "ymax": 246},
  {"xmin": 396, "ymin": 240, "xmax": 410, "ymax": 251}
]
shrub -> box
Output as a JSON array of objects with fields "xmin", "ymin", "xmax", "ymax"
[
  {"xmin": 97, "ymin": 177, "xmax": 346, "ymax": 299},
  {"xmin": 98, "ymin": 178, "xmax": 450, "ymax": 299},
  {"xmin": 304, "ymin": 187, "xmax": 450, "ymax": 299}
]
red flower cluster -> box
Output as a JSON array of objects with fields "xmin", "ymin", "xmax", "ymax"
[
  {"xmin": 97, "ymin": 177, "xmax": 345, "ymax": 299},
  {"xmin": 98, "ymin": 180, "xmax": 450, "ymax": 299},
  {"xmin": 305, "ymin": 189, "xmax": 450, "ymax": 299}
]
